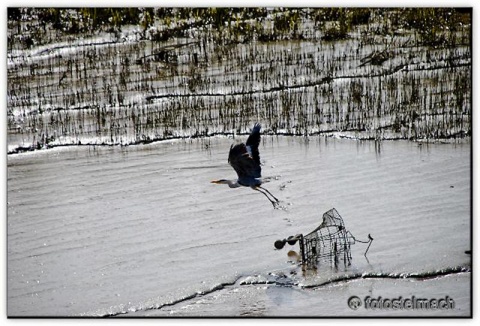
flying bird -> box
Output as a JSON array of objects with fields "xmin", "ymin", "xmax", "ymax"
[{"xmin": 211, "ymin": 123, "xmax": 280, "ymax": 208}]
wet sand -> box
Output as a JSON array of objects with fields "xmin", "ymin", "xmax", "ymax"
[{"xmin": 7, "ymin": 136, "xmax": 471, "ymax": 317}]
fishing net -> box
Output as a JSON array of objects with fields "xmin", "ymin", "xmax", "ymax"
[{"xmin": 274, "ymin": 208, "xmax": 373, "ymax": 268}]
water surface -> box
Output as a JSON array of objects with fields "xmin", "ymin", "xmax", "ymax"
[{"xmin": 7, "ymin": 136, "xmax": 471, "ymax": 316}]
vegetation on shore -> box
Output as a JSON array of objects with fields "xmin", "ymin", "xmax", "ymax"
[{"xmin": 7, "ymin": 8, "xmax": 472, "ymax": 153}]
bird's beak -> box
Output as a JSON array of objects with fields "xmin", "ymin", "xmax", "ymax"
[{"xmin": 210, "ymin": 180, "xmax": 219, "ymax": 184}]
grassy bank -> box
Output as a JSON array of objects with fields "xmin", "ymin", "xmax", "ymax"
[{"xmin": 7, "ymin": 8, "xmax": 471, "ymax": 153}]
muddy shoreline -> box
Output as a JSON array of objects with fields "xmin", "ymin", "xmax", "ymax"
[{"xmin": 7, "ymin": 8, "xmax": 472, "ymax": 153}]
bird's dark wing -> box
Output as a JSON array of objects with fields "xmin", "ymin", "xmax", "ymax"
[
  {"xmin": 245, "ymin": 123, "xmax": 261, "ymax": 167},
  {"xmin": 228, "ymin": 143, "xmax": 262, "ymax": 179}
]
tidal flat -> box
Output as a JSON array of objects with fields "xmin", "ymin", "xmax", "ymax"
[{"xmin": 7, "ymin": 8, "xmax": 472, "ymax": 317}]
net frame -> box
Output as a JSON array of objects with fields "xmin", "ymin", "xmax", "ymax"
[{"xmin": 300, "ymin": 208, "xmax": 353, "ymax": 267}]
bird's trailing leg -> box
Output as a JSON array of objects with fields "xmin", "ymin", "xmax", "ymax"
[
  {"xmin": 258, "ymin": 186, "xmax": 280, "ymax": 203},
  {"xmin": 255, "ymin": 188, "xmax": 278, "ymax": 208},
  {"xmin": 254, "ymin": 186, "xmax": 280, "ymax": 208}
]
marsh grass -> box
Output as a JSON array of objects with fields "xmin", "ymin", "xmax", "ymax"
[{"xmin": 7, "ymin": 8, "xmax": 471, "ymax": 153}]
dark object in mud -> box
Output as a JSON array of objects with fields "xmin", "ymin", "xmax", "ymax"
[
  {"xmin": 274, "ymin": 208, "xmax": 373, "ymax": 268},
  {"xmin": 287, "ymin": 235, "xmax": 301, "ymax": 245},
  {"xmin": 275, "ymin": 235, "xmax": 302, "ymax": 249},
  {"xmin": 274, "ymin": 239, "xmax": 286, "ymax": 250}
]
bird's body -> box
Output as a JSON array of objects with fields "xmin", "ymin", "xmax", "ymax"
[{"xmin": 211, "ymin": 123, "xmax": 280, "ymax": 208}]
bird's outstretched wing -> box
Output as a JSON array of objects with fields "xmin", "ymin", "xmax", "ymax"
[
  {"xmin": 228, "ymin": 124, "xmax": 262, "ymax": 179},
  {"xmin": 228, "ymin": 143, "xmax": 262, "ymax": 179},
  {"xmin": 245, "ymin": 123, "xmax": 261, "ymax": 167}
]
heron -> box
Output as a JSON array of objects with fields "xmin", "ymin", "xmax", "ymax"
[{"xmin": 211, "ymin": 123, "xmax": 280, "ymax": 208}]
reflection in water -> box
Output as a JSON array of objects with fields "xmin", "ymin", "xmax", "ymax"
[{"xmin": 287, "ymin": 250, "xmax": 301, "ymax": 263}]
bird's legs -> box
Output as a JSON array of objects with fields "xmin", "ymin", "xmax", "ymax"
[
  {"xmin": 254, "ymin": 186, "xmax": 280, "ymax": 208},
  {"xmin": 258, "ymin": 186, "xmax": 280, "ymax": 202},
  {"xmin": 255, "ymin": 188, "xmax": 278, "ymax": 207}
]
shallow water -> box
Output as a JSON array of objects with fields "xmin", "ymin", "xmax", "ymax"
[
  {"xmin": 7, "ymin": 136, "xmax": 471, "ymax": 316},
  {"xmin": 144, "ymin": 272, "xmax": 471, "ymax": 317}
]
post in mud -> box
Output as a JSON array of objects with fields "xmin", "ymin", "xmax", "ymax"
[{"xmin": 274, "ymin": 208, "xmax": 373, "ymax": 268}]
